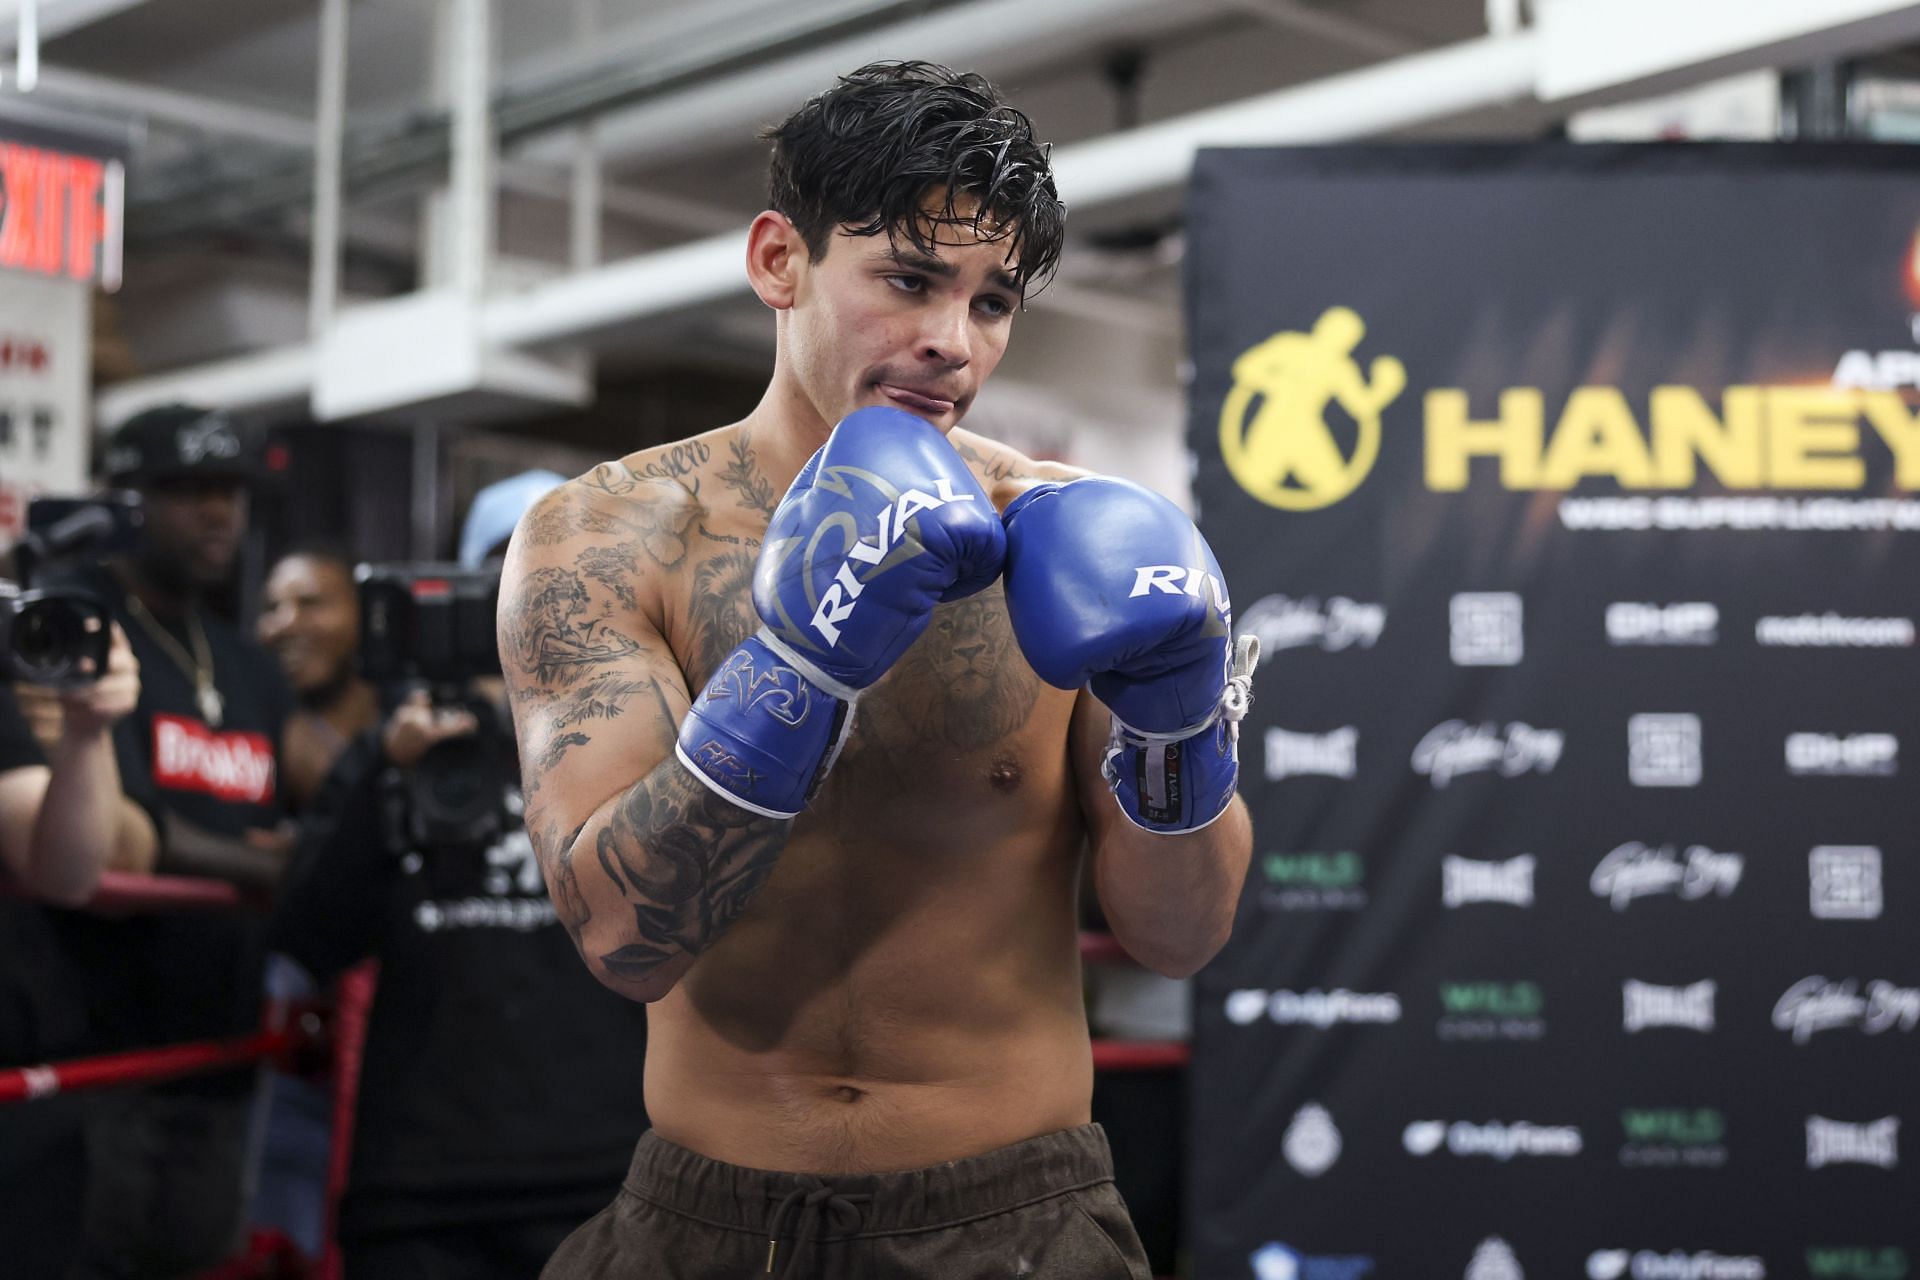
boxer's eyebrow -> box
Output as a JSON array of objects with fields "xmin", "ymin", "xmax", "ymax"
[{"xmin": 883, "ymin": 247, "xmax": 1020, "ymax": 297}]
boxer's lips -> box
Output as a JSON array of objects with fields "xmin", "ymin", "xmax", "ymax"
[{"xmin": 877, "ymin": 383, "xmax": 957, "ymax": 415}]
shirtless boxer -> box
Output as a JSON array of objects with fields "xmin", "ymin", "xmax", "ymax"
[{"xmin": 500, "ymin": 61, "xmax": 1254, "ymax": 1279}]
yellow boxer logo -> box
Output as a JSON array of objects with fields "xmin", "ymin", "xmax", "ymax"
[{"xmin": 1220, "ymin": 306, "xmax": 1407, "ymax": 510}]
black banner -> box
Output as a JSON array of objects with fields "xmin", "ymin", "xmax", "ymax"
[{"xmin": 1186, "ymin": 145, "xmax": 1920, "ymax": 1280}]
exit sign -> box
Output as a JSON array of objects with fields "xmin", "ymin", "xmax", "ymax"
[{"xmin": 0, "ymin": 139, "xmax": 123, "ymax": 290}]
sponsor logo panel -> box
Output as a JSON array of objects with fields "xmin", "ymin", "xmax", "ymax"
[
  {"xmin": 1607, "ymin": 602, "xmax": 1719, "ymax": 645},
  {"xmin": 1772, "ymin": 978, "xmax": 1920, "ymax": 1044},
  {"xmin": 1810, "ymin": 846, "xmax": 1884, "ymax": 920},
  {"xmin": 1629, "ymin": 714, "xmax": 1703, "ymax": 787},
  {"xmin": 1403, "ymin": 1118, "xmax": 1582, "ymax": 1161},
  {"xmin": 1282, "ymin": 1103, "xmax": 1342, "ymax": 1177},
  {"xmin": 1807, "ymin": 1116, "xmax": 1900, "ymax": 1170},
  {"xmin": 1619, "ymin": 1108, "xmax": 1728, "ymax": 1168},
  {"xmin": 1414, "ymin": 722, "xmax": 1562, "ymax": 787},
  {"xmin": 1223, "ymin": 988, "xmax": 1402, "ymax": 1028},
  {"xmin": 1266, "ymin": 727, "xmax": 1359, "ymax": 781},
  {"xmin": 1443, "ymin": 855, "xmax": 1535, "ymax": 908},
  {"xmin": 1591, "ymin": 843, "xmax": 1743, "ymax": 911},
  {"xmin": 1438, "ymin": 980, "xmax": 1546, "ymax": 1041},
  {"xmin": 1259, "ymin": 851, "xmax": 1367, "ymax": 912},
  {"xmin": 1786, "ymin": 733, "xmax": 1898, "ymax": 777},
  {"xmin": 1586, "ymin": 1251, "xmax": 1764, "ymax": 1280},
  {"xmin": 1239, "ymin": 593, "xmax": 1386, "ymax": 654},
  {"xmin": 1623, "ymin": 980, "xmax": 1716, "ymax": 1033},
  {"xmin": 1755, "ymin": 614, "xmax": 1915, "ymax": 647},
  {"xmin": 1451, "ymin": 592, "xmax": 1524, "ymax": 666},
  {"xmin": 1249, "ymin": 1243, "xmax": 1376, "ymax": 1280}
]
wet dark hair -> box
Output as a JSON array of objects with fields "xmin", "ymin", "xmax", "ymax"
[{"xmin": 765, "ymin": 60, "xmax": 1066, "ymax": 297}]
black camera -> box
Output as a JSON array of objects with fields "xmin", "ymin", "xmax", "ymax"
[
  {"xmin": 356, "ymin": 563, "xmax": 502, "ymax": 686},
  {"xmin": 357, "ymin": 563, "xmax": 513, "ymax": 851},
  {"xmin": 1, "ymin": 494, "xmax": 144, "ymax": 686}
]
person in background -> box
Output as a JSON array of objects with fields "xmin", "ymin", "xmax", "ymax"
[
  {"xmin": 258, "ymin": 545, "xmax": 382, "ymax": 814},
  {"xmin": 251, "ymin": 545, "xmax": 385, "ymax": 1260},
  {"xmin": 48, "ymin": 402, "xmax": 297, "ymax": 1278},
  {"xmin": 0, "ymin": 626, "xmax": 153, "ymax": 1276},
  {"xmin": 268, "ymin": 471, "xmax": 649, "ymax": 1279}
]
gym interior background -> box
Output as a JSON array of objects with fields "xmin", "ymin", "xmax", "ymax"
[{"xmin": 4, "ymin": 1, "xmax": 1920, "ymax": 1277}]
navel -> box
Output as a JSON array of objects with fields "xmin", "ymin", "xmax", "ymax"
[{"xmin": 831, "ymin": 1085, "xmax": 866, "ymax": 1105}]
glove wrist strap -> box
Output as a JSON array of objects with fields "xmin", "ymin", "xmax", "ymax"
[
  {"xmin": 1104, "ymin": 635, "xmax": 1259, "ymax": 836},
  {"xmin": 675, "ymin": 634, "xmax": 854, "ymax": 820}
]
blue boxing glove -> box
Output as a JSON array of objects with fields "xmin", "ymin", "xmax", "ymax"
[
  {"xmin": 676, "ymin": 407, "xmax": 1005, "ymax": 817},
  {"xmin": 1002, "ymin": 478, "xmax": 1257, "ymax": 834}
]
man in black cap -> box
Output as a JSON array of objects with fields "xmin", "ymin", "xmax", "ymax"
[{"xmin": 48, "ymin": 401, "xmax": 297, "ymax": 1277}]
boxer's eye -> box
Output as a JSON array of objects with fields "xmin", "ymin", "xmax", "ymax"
[{"xmin": 884, "ymin": 274, "xmax": 926, "ymax": 295}]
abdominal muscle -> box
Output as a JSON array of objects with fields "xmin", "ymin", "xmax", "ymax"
[{"xmin": 639, "ymin": 820, "xmax": 1094, "ymax": 1174}]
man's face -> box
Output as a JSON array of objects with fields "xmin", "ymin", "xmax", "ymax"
[
  {"xmin": 785, "ymin": 192, "xmax": 1022, "ymax": 432},
  {"xmin": 139, "ymin": 476, "xmax": 247, "ymax": 589},
  {"xmin": 258, "ymin": 555, "xmax": 360, "ymax": 696}
]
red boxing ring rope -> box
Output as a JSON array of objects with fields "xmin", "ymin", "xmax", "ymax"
[{"xmin": 0, "ymin": 1027, "xmax": 295, "ymax": 1104}]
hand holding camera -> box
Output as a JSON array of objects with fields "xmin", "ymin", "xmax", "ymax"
[{"xmin": 381, "ymin": 689, "xmax": 480, "ymax": 770}]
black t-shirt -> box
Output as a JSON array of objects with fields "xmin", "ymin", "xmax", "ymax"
[
  {"xmin": 271, "ymin": 728, "xmax": 651, "ymax": 1237},
  {"xmin": 48, "ymin": 566, "xmax": 293, "ymax": 1096},
  {"xmin": 0, "ymin": 687, "xmax": 88, "ymax": 1066}
]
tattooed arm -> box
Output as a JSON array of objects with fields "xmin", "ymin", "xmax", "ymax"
[{"xmin": 499, "ymin": 477, "xmax": 789, "ymax": 1003}]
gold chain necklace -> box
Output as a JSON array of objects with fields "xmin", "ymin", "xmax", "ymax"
[{"xmin": 125, "ymin": 594, "xmax": 225, "ymax": 728}]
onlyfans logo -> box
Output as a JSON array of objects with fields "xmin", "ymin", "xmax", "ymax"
[
  {"xmin": 1404, "ymin": 1119, "xmax": 1582, "ymax": 1160},
  {"xmin": 1587, "ymin": 1251, "xmax": 1765, "ymax": 1280}
]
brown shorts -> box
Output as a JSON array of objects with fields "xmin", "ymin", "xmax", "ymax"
[{"xmin": 540, "ymin": 1123, "xmax": 1152, "ymax": 1280}]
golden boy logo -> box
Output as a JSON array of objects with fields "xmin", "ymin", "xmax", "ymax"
[{"xmin": 1220, "ymin": 306, "xmax": 1406, "ymax": 510}]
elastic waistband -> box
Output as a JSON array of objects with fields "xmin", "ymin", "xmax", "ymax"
[{"xmin": 622, "ymin": 1124, "xmax": 1115, "ymax": 1236}]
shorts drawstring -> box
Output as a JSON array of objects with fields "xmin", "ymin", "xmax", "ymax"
[{"xmin": 764, "ymin": 1175, "xmax": 872, "ymax": 1278}]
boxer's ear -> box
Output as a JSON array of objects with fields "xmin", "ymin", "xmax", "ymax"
[{"xmin": 746, "ymin": 211, "xmax": 805, "ymax": 311}]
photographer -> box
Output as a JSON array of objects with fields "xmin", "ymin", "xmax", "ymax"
[
  {"xmin": 269, "ymin": 473, "xmax": 649, "ymax": 1279},
  {"xmin": 46, "ymin": 402, "xmax": 297, "ymax": 1278},
  {"xmin": 0, "ymin": 626, "xmax": 153, "ymax": 1277}
]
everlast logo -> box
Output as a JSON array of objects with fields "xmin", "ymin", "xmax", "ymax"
[
  {"xmin": 152, "ymin": 714, "xmax": 275, "ymax": 805},
  {"xmin": 1807, "ymin": 1116, "xmax": 1899, "ymax": 1170},
  {"xmin": 1442, "ymin": 854, "xmax": 1535, "ymax": 908},
  {"xmin": 809, "ymin": 477, "xmax": 973, "ymax": 645},
  {"xmin": 1623, "ymin": 979, "xmax": 1716, "ymax": 1033}
]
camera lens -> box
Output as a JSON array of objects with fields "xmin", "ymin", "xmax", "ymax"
[{"xmin": 13, "ymin": 597, "xmax": 88, "ymax": 682}]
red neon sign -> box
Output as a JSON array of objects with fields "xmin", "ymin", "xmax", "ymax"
[{"xmin": 0, "ymin": 141, "xmax": 123, "ymax": 290}]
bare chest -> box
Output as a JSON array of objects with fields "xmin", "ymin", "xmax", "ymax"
[{"xmin": 668, "ymin": 546, "xmax": 1064, "ymax": 824}]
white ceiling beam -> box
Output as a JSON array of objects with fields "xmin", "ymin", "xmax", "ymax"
[
  {"xmin": 29, "ymin": 64, "xmax": 314, "ymax": 146},
  {"xmin": 1536, "ymin": 0, "xmax": 1920, "ymax": 101},
  {"xmin": 0, "ymin": 0, "xmax": 144, "ymax": 48},
  {"xmin": 518, "ymin": 0, "xmax": 1181, "ymax": 169},
  {"xmin": 1213, "ymin": 0, "xmax": 1422, "ymax": 59},
  {"xmin": 97, "ymin": 29, "xmax": 1542, "ymax": 424}
]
